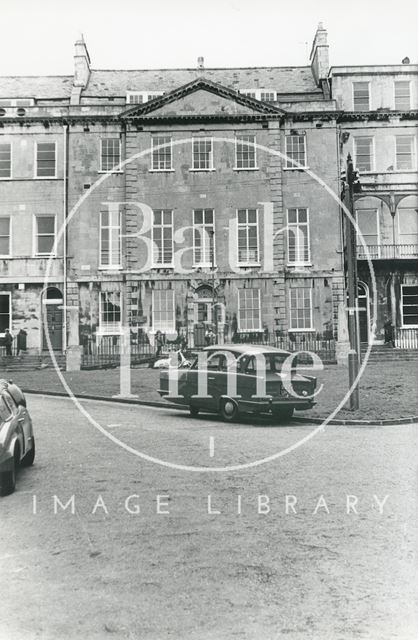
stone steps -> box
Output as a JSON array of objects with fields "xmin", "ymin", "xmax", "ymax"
[
  {"xmin": 360, "ymin": 347, "xmax": 418, "ymax": 362},
  {"xmin": 0, "ymin": 353, "xmax": 66, "ymax": 372}
]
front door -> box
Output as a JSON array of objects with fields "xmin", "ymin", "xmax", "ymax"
[{"xmin": 42, "ymin": 303, "xmax": 63, "ymax": 351}]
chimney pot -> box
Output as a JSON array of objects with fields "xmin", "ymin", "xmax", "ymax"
[
  {"xmin": 198, "ymin": 56, "xmax": 204, "ymax": 70},
  {"xmin": 402, "ymin": 56, "xmax": 410, "ymax": 64}
]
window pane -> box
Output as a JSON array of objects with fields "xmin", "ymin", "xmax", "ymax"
[
  {"xmin": 0, "ymin": 143, "xmax": 11, "ymax": 178},
  {"xmin": 37, "ymin": 216, "xmax": 55, "ymax": 234},
  {"xmin": 36, "ymin": 143, "xmax": 56, "ymax": 176},
  {"xmin": 394, "ymin": 81, "xmax": 410, "ymax": 110},
  {"xmin": 353, "ymin": 82, "xmax": 370, "ymax": 111},
  {"xmin": 38, "ymin": 235, "xmax": 54, "ymax": 253}
]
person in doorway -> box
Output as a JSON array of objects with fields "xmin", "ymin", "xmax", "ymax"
[
  {"xmin": 16, "ymin": 328, "xmax": 27, "ymax": 357},
  {"xmin": 4, "ymin": 328, "xmax": 13, "ymax": 356},
  {"xmin": 205, "ymin": 326, "xmax": 215, "ymax": 346},
  {"xmin": 383, "ymin": 316, "xmax": 395, "ymax": 348}
]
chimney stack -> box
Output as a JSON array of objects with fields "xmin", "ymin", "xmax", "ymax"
[
  {"xmin": 309, "ymin": 22, "xmax": 329, "ymax": 87},
  {"xmin": 73, "ymin": 34, "xmax": 91, "ymax": 88},
  {"xmin": 197, "ymin": 56, "xmax": 204, "ymax": 70}
]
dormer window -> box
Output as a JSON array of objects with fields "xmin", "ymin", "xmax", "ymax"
[
  {"xmin": 240, "ymin": 90, "xmax": 277, "ymax": 102},
  {"xmin": 126, "ymin": 91, "xmax": 164, "ymax": 105}
]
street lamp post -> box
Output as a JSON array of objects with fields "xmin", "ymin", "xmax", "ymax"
[{"xmin": 345, "ymin": 153, "xmax": 360, "ymax": 410}]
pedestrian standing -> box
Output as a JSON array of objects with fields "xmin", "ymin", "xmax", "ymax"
[
  {"xmin": 383, "ymin": 317, "xmax": 395, "ymax": 348},
  {"xmin": 4, "ymin": 328, "xmax": 13, "ymax": 356},
  {"xmin": 155, "ymin": 330, "xmax": 164, "ymax": 357},
  {"xmin": 16, "ymin": 328, "xmax": 27, "ymax": 357}
]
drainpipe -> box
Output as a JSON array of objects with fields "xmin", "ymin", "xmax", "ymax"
[{"xmin": 63, "ymin": 123, "xmax": 69, "ymax": 352}]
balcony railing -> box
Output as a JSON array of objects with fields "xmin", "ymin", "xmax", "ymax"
[
  {"xmin": 395, "ymin": 328, "xmax": 418, "ymax": 349},
  {"xmin": 357, "ymin": 244, "xmax": 418, "ymax": 259}
]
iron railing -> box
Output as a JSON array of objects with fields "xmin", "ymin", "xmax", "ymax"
[
  {"xmin": 395, "ymin": 327, "xmax": 418, "ymax": 349},
  {"xmin": 231, "ymin": 332, "xmax": 336, "ymax": 363},
  {"xmin": 357, "ymin": 244, "xmax": 418, "ymax": 259}
]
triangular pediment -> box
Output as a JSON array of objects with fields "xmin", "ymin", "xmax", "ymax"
[{"xmin": 121, "ymin": 78, "xmax": 285, "ymax": 119}]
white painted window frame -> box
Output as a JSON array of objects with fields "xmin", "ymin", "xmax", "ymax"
[
  {"xmin": 0, "ymin": 141, "xmax": 12, "ymax": 180},
  {"xmin": 394, "ymin": 80, "xmax": 411, "ymax": 110},
  {"xmin": 150, "ymin": 135, "xmax": 174, "ymax": 172},
  {"xmin": 234, "ymin": 134, "xmax": 258, "ymax": 170},
  {"xmin": 98, "ymin": 290, "xmax": 122, "ymax": 335},
  {"xmin": 236, "ymin": 208, "xmax": 260, "ymax": 266},
  {"xmin": 400, "ymin": 283, "xmax": 418, "ymax": 328},
  {"xmin": 353, "ymin": 136, "xmax": 376, "ymax": 172},
  {"xmin": 289, "ymin": 288, "xmax": 314, "ymax": 331},
  {"xmin": 286, "ymin": 208, "xmax": 311, "ymax": 266},
  {"xmin": 33, "ymin": 214, "xmax": 57, "ymax": 257},
  {"xmin": 284, "ymin": 134, "xmax": 308, "ymax": 169},
  {"xmin": 192, "ymin": 209, "xmax": 216, "ymax": 268},
  {"xmin": 0, "ymin": 215, "xmax": 11, "ymax": 257},
  {"xmin": 152, "ymin": 209, "xmax": 174, "ymax": 267},
  {"xmin": 352, "ymin": 81, "xmax": 371, "ymax": 111},
  {"xmin": 356, "ymin": 208, "xmax": 381, "ymax": 258},
  {"xmin": 34, "ymin": 140, "xmax": 57, "ymax": 179},
  {"xmin": 99, "ymin": 208, "xmax": 122, "ymax": 269},
  {"xmin": 395, "ymin": 134, "xmax": 417, "ymax": 171},
  {"xmin": 126, "ymin": 91, "xmax": 164, "ymax": 104},
  {"xmin": 152, "ymin": 289, "xmax": 176, "ymax": 332},
  {"xmin": 191, "ymin": 137, "xmax": 214, "ymax": 171},
  {"xmin": 99, "ymin": 138, "xmax": 122, "ymax": 173},
  {"xmin": 237, "ymin": 288, "xmax": 262, "ymax": 332}
]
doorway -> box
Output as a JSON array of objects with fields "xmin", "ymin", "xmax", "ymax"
[
  {"xmin": 42, "ymin": 287, "xmax": 63, "ymax": 351},
  {"xmin": 357, "ymin": 282, "xmax": 370, "ymax": 344}
]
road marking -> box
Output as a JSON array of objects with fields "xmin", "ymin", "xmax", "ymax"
[{"xmin": 209, "ymin": 436, "xmax": 215, "ymax": 458}]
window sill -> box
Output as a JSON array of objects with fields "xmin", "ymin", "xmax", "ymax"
[
  {"xmin": 149, "ymin": 168, "xmax": 175, "ymax": 173},
  {"xmin": 0, "ymin": 177, "xmax": 12, "ymax": 181},
  {"xmin": 33, "ymin": 253, "xmax": 57, "ymax": 258},
  {"xmin": 288, "ymin": 328, "xmax": 315, "ymax": 332},
  {"xmin": 189, "ymin": 168, "xmax": 216, "ymax": 172},
  {"xmin": 237, "ymin": 263, "xmax": 261, "ymax": 268},
  {"xmin": 237, "ymin": 329, "xmax": 263, "ymax": 333},
  {"xmin": 151, "ymin": 265, "xmax": 174, "ymax": 269},
  {"xmin": 193, "ymin": 263, "xmax": 217, "ymax": 269},
  {"xmin": 98, "ymin": 170, "xmax": 124, "ymax": 175},
  {"xmin": 283, "ymin": 166, "xmax": 310, "ymax": 172},
  {"xmin": 233, "ymin": 167, "xmax": 259, "ymax": 171},
  {"xmin": 33, "ymin": 176, "xmax": 59, "ymax": 180},
  {"xmin": 287, "ymin": 263, "xmax": 313, "ymax": 268},
  {"xmin": 98, "ymin": 266, "xmax": 122, "ymax": 271},
  {"xmin": 97, "ymin": 330, "xmax": 123, "ymax": 336}
]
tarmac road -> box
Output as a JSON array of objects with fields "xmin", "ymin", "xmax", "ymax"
[{"xmin": 0, "ymin": 394, "xmax": 417, "ymax": 640}]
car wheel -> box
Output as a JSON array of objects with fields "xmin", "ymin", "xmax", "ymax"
[
  {"xmin": 219, "ymin": 398, "xmax": 239, "ymax": 422},
  {"xmin": 0, "ymin": 447, "xmax": 18, "ymax": 497},
  {"xmin": 273, "ymin": 407, "xmax": 294, "ymax": 422},
  {"xmin": 189, "ymin": 405, "xmax": 199, "ymax": 418},
  {"xmin": 21, "ymin": 437, "xmax": 35, "ymax": 467}
]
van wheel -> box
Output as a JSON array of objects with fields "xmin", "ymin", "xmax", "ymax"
[
  {"xmin": 189, "ymin": 405, "xmax": 199, "ymax": 418},
  {"xmin": 220, "ymin": 398, "xmax": 239, "ymax": 422},
  {"xmin": 22, "ymin": 438, "xmax": 35, "ymax": 467},
  {"xmin": 273, "ymin": 407, "xmax": 294, "ymax": 422}
]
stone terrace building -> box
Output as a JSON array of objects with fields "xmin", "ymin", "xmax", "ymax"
[
  {"xmin": 0, "ymin": 25, "xmax": 355, "ymax": 359},
  {"xmin": 332, "ymin": 61, "xmax": 418, "ymax": 347}
]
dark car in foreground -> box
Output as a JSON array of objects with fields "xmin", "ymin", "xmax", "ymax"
[
  {"xmin": 0, "ymin": 379, "xmax": 35, "ymax": 496},
  {"xmin": 159, "ymin": 344, "xmax": 317, "ymax": 422}
]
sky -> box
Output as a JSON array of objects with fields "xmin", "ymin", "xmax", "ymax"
[{"xmin": 0, "ymin": 0, "xmax": 417, "ymax": 76}]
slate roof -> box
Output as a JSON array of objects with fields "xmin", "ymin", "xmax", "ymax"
[
  {"xmin": 0, "ymin": 67, "xmax": 321, "ymax": 100},
  {"xmin": 0, "ymin": 76, "xmax": 73, "ymax": 99},
  {"xmin": 85, "ymin": 66, "xmax": 321, "ymax": 97}
]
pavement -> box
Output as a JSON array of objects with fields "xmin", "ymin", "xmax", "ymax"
[{"xmin": 0, "ymin": 394, "xmax": 417, "ymax": 639}]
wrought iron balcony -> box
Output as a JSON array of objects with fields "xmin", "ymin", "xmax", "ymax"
[{"xmin": 357, "ymin": 244, "xmax": 418, "ymax": 259}]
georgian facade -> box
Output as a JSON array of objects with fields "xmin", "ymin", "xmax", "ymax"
[{"xmin": 1, "ymin": 24, "xmax": 416, "ymax": 358}]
